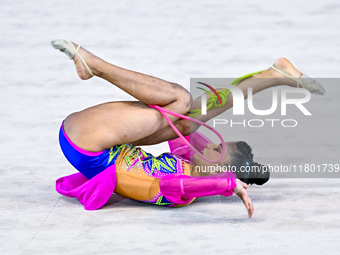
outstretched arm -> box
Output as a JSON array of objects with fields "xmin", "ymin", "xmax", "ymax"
[{"xmin": 159, "ymin": 174, "xmax": 254, "ymax": 218}]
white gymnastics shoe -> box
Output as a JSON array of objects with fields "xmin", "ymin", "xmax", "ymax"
[
  {"xmin": 271, "ymin": 65, "xmax": 325, "ymax": 95},
  {"xmin": 51, "ymin": 39, "xmax": 94, "ymax": 77}
]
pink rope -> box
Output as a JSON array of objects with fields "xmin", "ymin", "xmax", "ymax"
[{"xmin": 148, "ymin": 105, "xmax": 226, "ymax": 164}]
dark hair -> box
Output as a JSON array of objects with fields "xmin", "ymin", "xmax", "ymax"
[{"xmin": 226, "ymin": 141, "xmax": 270, "ymax": 185}]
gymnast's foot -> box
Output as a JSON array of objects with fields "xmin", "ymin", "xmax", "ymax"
[
  {"xmin": 269, "ymin": 58, "xmax": 325, "ymax": 94},
  {"xmin": 51, "ymin": 40, "xmax": 102, "ymax": 80},
  {"xmin": 268, "ymin": 58, "xmax": 302, "ymax": 87}
]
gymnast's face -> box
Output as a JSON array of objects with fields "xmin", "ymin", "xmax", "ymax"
[{"xmin": 193, "ymin": 142, "xmax": 235, "ymax": 169}]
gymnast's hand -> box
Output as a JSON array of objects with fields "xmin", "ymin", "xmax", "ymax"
[{"xmin": 233, "ymin": 179, "xmax": 254, "ymax": 218}]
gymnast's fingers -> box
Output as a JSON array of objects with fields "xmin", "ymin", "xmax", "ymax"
[
  {"xmin": 242, "ymin": 181, "xmax": 248, "ymax": 189},
  {"xmin": 248, "ymin": 197, "xmax": 254, "ymax": 218}
]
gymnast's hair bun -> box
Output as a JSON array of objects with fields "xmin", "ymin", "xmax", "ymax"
[
  {"xmin": 233, "ymin": 141, "xmax": 270, "ymax": 185},
  {"xmin": 237, "ymin": 161, "xmax": 270, "ymax": 185}
]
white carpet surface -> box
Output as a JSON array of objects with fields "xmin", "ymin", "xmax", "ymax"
[{"xmin": 1, "ymin": 0, "xmax": 339, "ymax": 254}]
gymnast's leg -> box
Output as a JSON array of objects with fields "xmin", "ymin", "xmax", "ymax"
[
  {"xmin": 53, "ymin": 40, "xmax": 191, "ymax": 151},
  {"xmin": 66, "ymin": 41, "xmax": 190, "ymax": 112},
  {"xmin": 133, "ymin": 58, "xmax": 304, "ymax": 146}
]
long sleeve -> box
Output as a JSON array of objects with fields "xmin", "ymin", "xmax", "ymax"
[{"xmin": 159, "ymin": 171, "xmax": 236, "ymax": 204}]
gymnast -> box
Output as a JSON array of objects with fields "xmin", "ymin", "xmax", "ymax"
[{"xmin": 52, "ymin": 39, "xmax": 325, "ymax": 218}]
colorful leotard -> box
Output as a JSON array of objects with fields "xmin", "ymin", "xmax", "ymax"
[
  {"xmin": 58, "ymin": 123, "xmax": 196, "ymax": 207},
  {"xmin": 57, "ymin": 122, "xmax": 236, "ymax": 210}
]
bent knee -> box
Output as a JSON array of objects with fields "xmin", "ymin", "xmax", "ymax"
[{"xmin": 172, "ymin": 83, "xmax": 191, "ymax": 114}]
